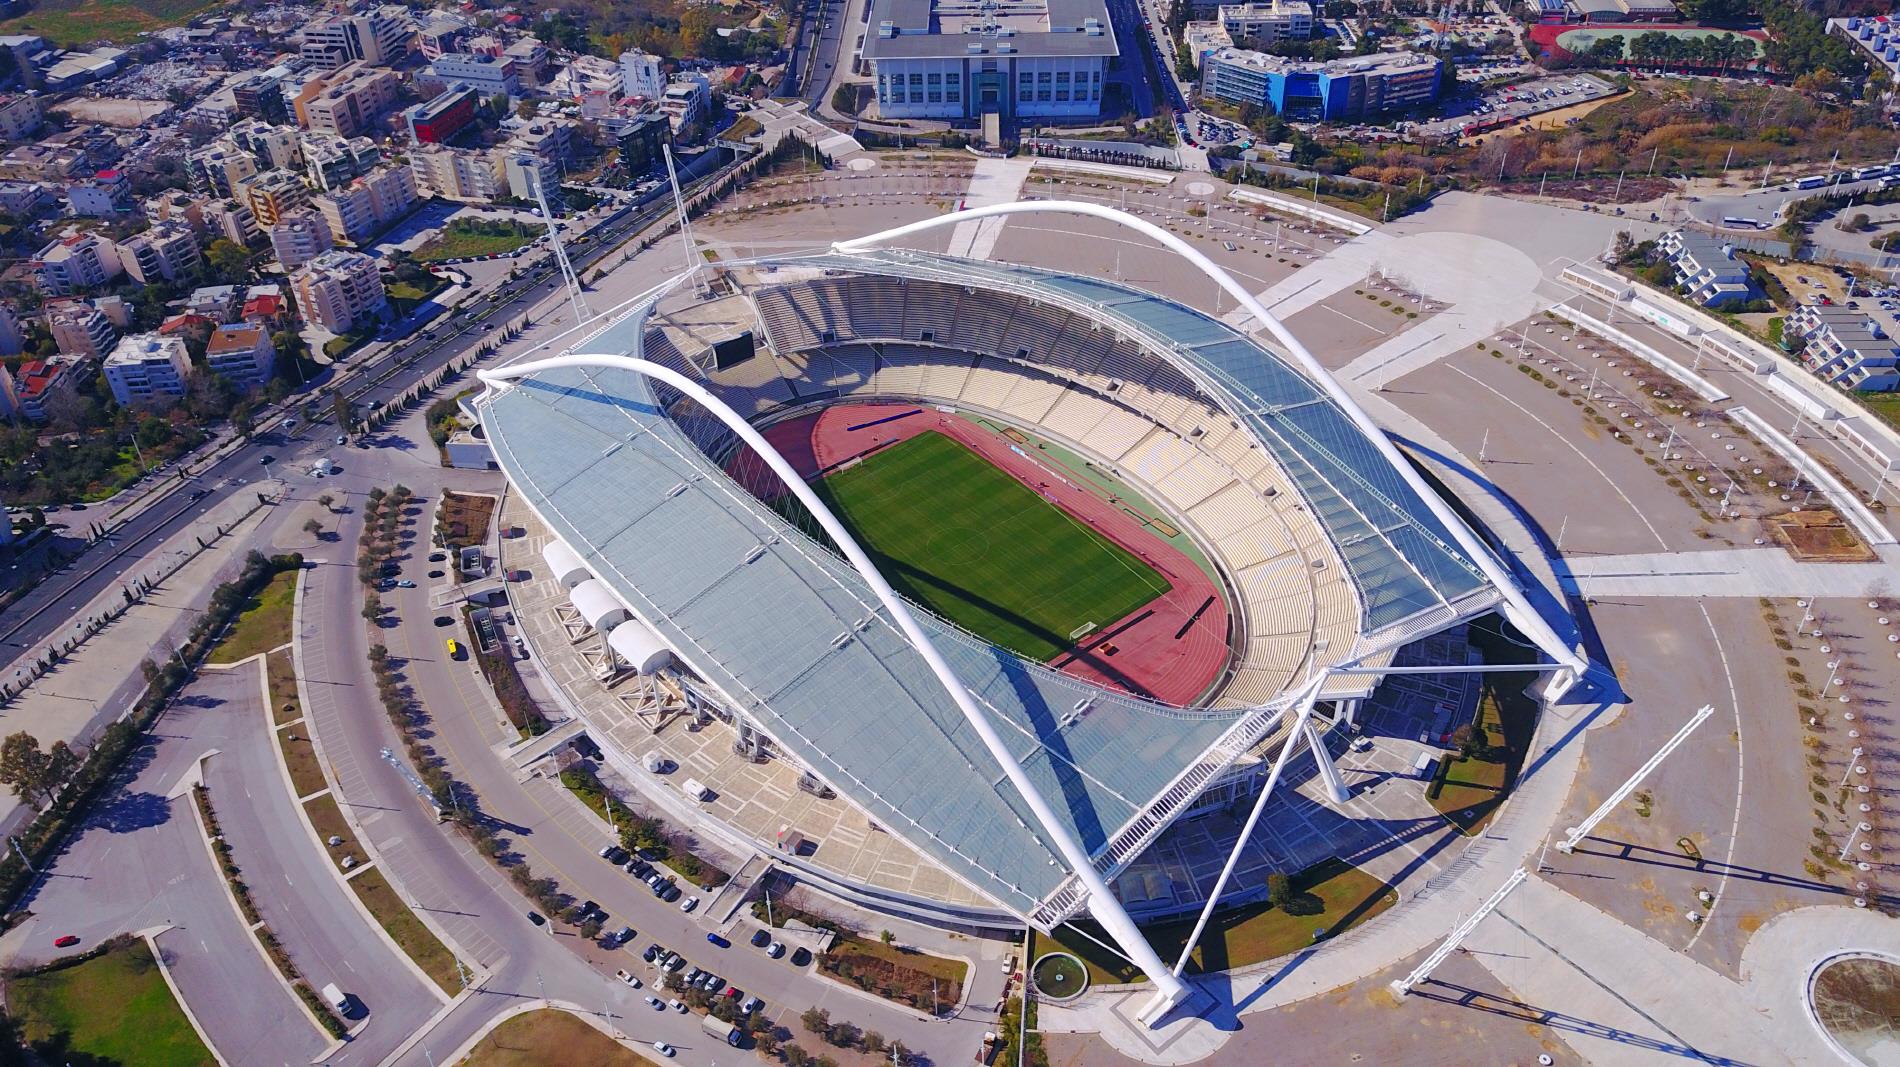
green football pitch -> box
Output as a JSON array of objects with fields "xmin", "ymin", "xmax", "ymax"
[{"xmin": 811, "ymin": 430, "xmax": 1172, "ymax": 661}]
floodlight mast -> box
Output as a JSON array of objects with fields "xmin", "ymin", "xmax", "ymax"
[
  {"xmin": 833, "ymin": 200, "xmax": 1592, "ymax": 699},
  {"xmin": 477, "ymin": 353, "xmax": 1198, "ymax": 1025}
]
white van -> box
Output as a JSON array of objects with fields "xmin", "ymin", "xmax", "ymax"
[
  {"xmin": 321, "ymin": 982, "xmax": 355, "ymax": 1017},
  {"xmin": 682, "ymin": 777, "xmax": 711, "ymax": 802}
]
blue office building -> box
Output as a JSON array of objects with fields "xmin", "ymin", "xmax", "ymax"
[{"xmin": 1199, "ymin": 47, "xmax": 1440, "ymax": 121}]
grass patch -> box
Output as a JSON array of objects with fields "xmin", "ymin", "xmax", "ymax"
[
  {"xmin": 265, "ymin": 647, "xmax": 302, "ymax": 727},
  {"xmin": 818, "ymin": 930, "xmax": 967, "ymax": 1014},
  {"xmin": 8, "ymin": 937, "xmax": 214, "ymax": 1066},
  {"xmin": 809, "ymin": 430, "xmax": 1170, "ymax": 661},
  {"xmin": 279, "ymin": 728, "xmax": 328, "ymax": 799},
  {"xmin": 206, "ymin": 568, "xmax": 296, "ymax": 664},
  {"xmin": 415, "ymin": 218, "xmax": 538, "ymax": 262},
  {"xmin": 1857, "ymin": 391, "xmax": 1900, "ymax": 434},
  {"xmin": 461, "ymin": 1009, "xmax": 640, "ymax": 1066},
  {"xmin": 0, "ymin": 0, "xmax": 216, "ymax": 44},
  {"xmin": 302, "ymin": 792, "xmax": 358, "ymax": 871},
  {"xmin": 387, "ymin": 273, "xmax": 448, "ymax": 315},
  {"xmin": 346, "ymin": 865, "xmax": 463, "ymax": 995},
  {"xmin": 1427, "ymin": 626, "xmax": 1540, "ymax": 836},
  {"xmin": 1042, "ymin": 859, "xmax": 1397, "ymax": 983}
]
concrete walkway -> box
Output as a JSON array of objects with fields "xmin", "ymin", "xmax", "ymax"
[
  {"xmin": 1224, "ymin": 230, "xmax": 1394, "ymax": 329},
  {"xmin": 947, "ymin": 157, "xmax": 1033, "ymax": 260},
  {"xmin": 1560, "ymin": 545, "xmax": 1900, "ymax": 598},
  {"xmin": 1461, "ymin": 876, "xmax": 1877, "ymax": 1066}
]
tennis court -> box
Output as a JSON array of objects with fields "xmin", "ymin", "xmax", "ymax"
[{"xmin": 814, "ymin": 429, "xmax": 1173, "ymax": 662}]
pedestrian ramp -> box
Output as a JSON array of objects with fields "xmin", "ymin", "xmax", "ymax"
[
  {"xmin": 708, "ymin": 852, "xmax": 771, "ymax": 926},
  {"xmin": 507, "ymin": 717, "xmax": 585, "ymax": 771}
]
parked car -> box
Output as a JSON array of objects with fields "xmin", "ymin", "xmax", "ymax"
[
  {"xmin": 740, "ymin": 995, "xmax": 764, "ymax": 1014},
  {"xmin": 599, "ymin": 845, "xmax": 630, "ymax": 865},
  {"xmin": 750, "ymin": 929, "xmax": 772, "ymax": 948},
  {"xmin": 610, "ymin": 926, "xmax": 635, "ymax": 945},
  {"xmin": 652, "ymin": 1041, "xmax": 676, "ymax": 1057},
  {"xmin": 668, "ymin": 998, "xmax": 687, "ymax": 1013},
  {"xmin": 645, "ymin": 995, "xmax": 664, "ymax": 1009},
  {"xmin": 680, "ymin": 896, "xmax": 699, "ymax": 913},
  {"xmin": 52, "ymin": 935, "xmax": 78, "ymax": 948},
  {"xmin": 527, "ymin": 912, "xmax": 546, "ymax": 926},
  {"xmin": 768, "ymin": 941, "xmax": 785, "ymax": 959},
  {"xmin": 706, "ymin": 933, "xmax": 729, "ymax": 948}
]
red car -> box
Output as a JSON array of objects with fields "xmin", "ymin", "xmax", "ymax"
[{"xmin": 52, "ymin": 935, "xmax": 78, "ymax": 948}]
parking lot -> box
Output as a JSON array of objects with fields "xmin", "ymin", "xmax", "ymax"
[{"xmin": 1412, "ymin": 72, "xmax": 1620, "ymax": 140}]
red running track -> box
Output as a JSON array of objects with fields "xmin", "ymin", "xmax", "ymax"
[{"xmin": 732, "ymin": 403, "xmax": 1231, "ymax": 705}]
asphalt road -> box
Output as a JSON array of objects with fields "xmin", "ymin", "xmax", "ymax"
[
  {"xmin": 1687, "ymin": 172, "xmax": 1896, "ymax": 231},
  {"xmin": 293, "ymin": 464, "xmax": 785, "ymax": 1066},
  {"xmin": 195, "ymin": 659, "xmax": 447, "ymax": 1063},
  {"xmin": 0, "ymin": 161, "xmax": 739, "ymax": 700},
  {"xmin": 6, "ymin": 667, "xmax": 334, "ymax": 1066}
]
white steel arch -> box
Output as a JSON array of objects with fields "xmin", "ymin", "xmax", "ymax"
[
  {"xmin": 833, "ymin": 200, "xmax": 1591, "ymax": 693},
  {"xmin": 476, "ymin": 352, "xmax": 1199, "ymax": 1025}
]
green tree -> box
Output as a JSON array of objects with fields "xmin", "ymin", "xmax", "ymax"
[
  {"xmin": 0, "ymin": 732, "xmax": 79, "ymax": 810},
  {"xmin": 204, "ymin": 239, "xmax": 253, "ymax": 285},
  {"xmin": 800, "ymin": 1006, "xmax": 830, "ymax": 1034}
]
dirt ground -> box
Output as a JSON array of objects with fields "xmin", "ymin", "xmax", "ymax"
[
  {"xmin": 1492, "ymin": 175, "xmax": 1673, "ymax": 204},
  {"xmin": 51, "ymin": 97, "xmax": 169, "ymax": 127}
]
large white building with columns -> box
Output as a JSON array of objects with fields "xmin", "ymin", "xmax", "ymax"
[{"xmin": 862, "ymin": 0, "xmax": 1118, "ymax": 121}]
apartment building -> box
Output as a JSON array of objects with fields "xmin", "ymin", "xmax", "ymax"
[
  {"xmin": 0, "ymin": 92, "xmax": 43, "ymax": 140},
  {"xmin": 294, "ymin": 62, "xmax": 401, "ymax": 139},
  {"xmin": 189, "ymin": 141, "xmax": 261, "ymax": 198},
  {"xmin": 117, "ymin": 220, "xmax": 202, "ymax": 284},
  {"xmin": 292, "ymin": 249, "xmax": 387, "ymax": 334},
  {"xmin": 46, "ymin": 300, "xmax": 116, "ymax": 358},
  {"xmin": 269, "ymin": 208, "xmax": 336, "ymax": 269},
  {"xmin": 232, "ymin": 120, "xmax": 304, "ymax": 171},
  {"xmin": 0, "ymin": 303, "xmax": 21, "ymax": 358},
  {"xmin": 205, "ymin": 323, "xmax": 276, "ymax": 391},
  {"xmin": 301, "ymin": 6, "xmax": 412, "ymax": 69},
  {"xmin": 302, "ymin": 132, "xmax": 384, "ymax": 192},
  {"xmin": 32, "ymin": 231, "xmax": 123, "ymax": 294},
  {"xmin": 103, "ymin": 333, "xmax": 194, "ymax": 405},
  {"xmin": 241, "ymin": 168, "xmax": 312, "ymax": 226},
  {"xmin": 619, "ymin": 50, "xmax": 666, "ymax": 100},
  {"xmin": 312, "ymin": 164, "xmax": 417, "ymax": 245},
  {"xmin": 408, "ymin": 142, "xmax": 501, "ymax": 202},
  {"xmin": 15, "ymin": 358, "xmax": 79, "ymax": 422},
  {"xmin": 66, "ymin": 168, "xmax": 130, "ymax": 216}
]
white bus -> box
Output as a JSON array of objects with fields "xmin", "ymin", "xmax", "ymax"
[
  {"xmin": 1795, "ymin": 175, "xmax": 1829, "ymax": 189},
  {"xmin": 1722, "ymin": 216, "xmax": 1764, "ymax": 229}
]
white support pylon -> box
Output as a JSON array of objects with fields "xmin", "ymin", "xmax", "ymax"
[
  {"xmin": 1558, "ymin": 704, "xmax": 1714, "ymax": 853},
  {"xmin": 1393, "ymin": 865, "xmax": 1529, "ymax": 996},
  {"xmin": 528, "ymin": 169, "xmax": 590, "ymax": 327},
  {"xmin": 1170, "ymin": 675, "xmax": 1327, "ymax": 978},
  {"xmin": 1304, "ymin": 719, "xmax": 1351, "ymax": 805}
]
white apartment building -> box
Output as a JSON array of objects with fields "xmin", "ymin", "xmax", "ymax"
[
  {"xmin": 46, "ymin": 300, "xmax": 116, "ymax": 358},
  {"xmin": 408, "ymin": 143, "xmax": 502, "ymax": 202},
  {"xmin": 313, "ymin": 164, "xmax": 417, "ymax": 245},
  {"xmin": 32, "ymin": 231, "xmax": 123, "ymax": 294},
  {"xmin": 501, "ymin": 149, "xmax": 560, "ymax": 202},
  {"xmin": 660, "ymin": 73, "xmax": 711, "ymax": 133},
  {"xmin": 301, "ymin": 6, "xmax": 412, "ymax": 69},
  {"xmin": 104, "ymin": 333, "xmax": 194, "ymax": 405},
  {"xmin": 116, "ymin": 220, "xmax": 202, "ymax": 284},
  {"xmin": 292, "ymin": 249, "xmax": 387, "ymax": 334},
  {"xmin": 189, "ymin": 141, "xmax": 260, "ymax": 198},
  {"xmin": 1218, "ymin": 0, "xmax": 1312, "ymax": 45},
  {"xmin": 619, "ymin": 50, "xmax": 665, "ymax": 100},
  {"xmin": 270, "ymin": 208, "xmax": 336, "ymax": 269},
  {"xmin": 205, "ymin": 323, "xmax": 276, "ymax": 391}
]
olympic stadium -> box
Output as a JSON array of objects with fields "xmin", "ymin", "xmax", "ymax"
[{"xmin": 471, "ymin": 202, "xmax": 1588, "ymax": 1021}]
